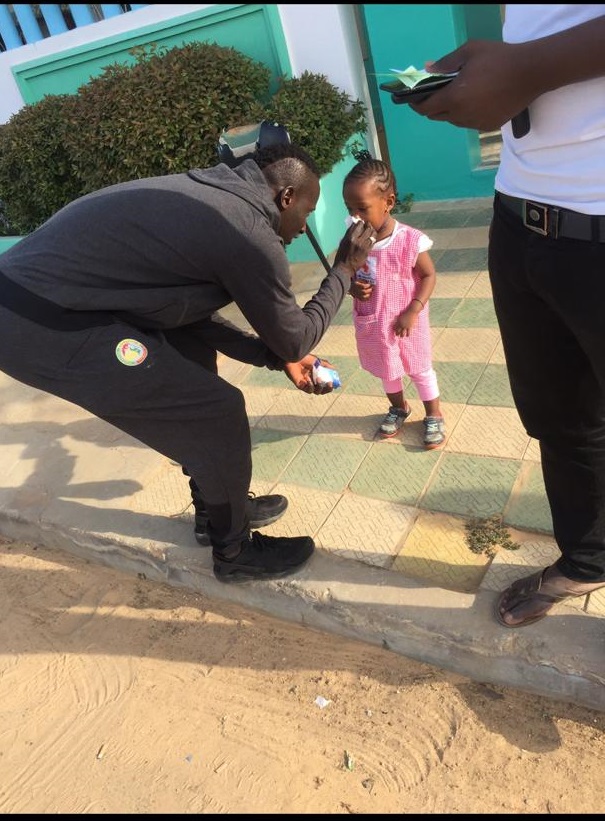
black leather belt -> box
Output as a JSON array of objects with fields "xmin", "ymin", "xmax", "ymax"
[{"xmin": 497, "ymin": 192, "xmax": 605, "ymax": 242}]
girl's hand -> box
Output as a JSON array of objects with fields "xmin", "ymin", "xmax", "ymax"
[
  {"xmin": 393, "ymin": 309, "xmax": 417, "ymax": 337},
  {"xmin": 349, "ymin": 278, "xmax": 374, "ymax": 301}
]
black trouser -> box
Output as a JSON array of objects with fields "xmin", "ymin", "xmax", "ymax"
[
  {"xmin": 489, "ymin": 195, "xmax": 605, "ymax": 580},
  {"xmin": 0, "ymin": 307, "xmax": 251, "ymax": 553}
]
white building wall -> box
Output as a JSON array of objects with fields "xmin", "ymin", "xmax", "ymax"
[
  {"xmin": 0, "ymin": 2, "xmax": 379, "ymax": 154},
  {"xmin": 276, "ymin": 4, "xmax": 379, "ymax": 157}
]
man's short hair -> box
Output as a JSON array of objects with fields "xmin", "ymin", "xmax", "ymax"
[{"xmin": 252, "ymin": 143, "xmax": 321, "ymax": 189}]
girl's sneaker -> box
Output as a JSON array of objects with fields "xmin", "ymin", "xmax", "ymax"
[
  {"xmin": 379, "ymin": 404, "xmax": 412, "ymax": 437},
  {"xmin": 423, "ymin": 416, "xmax": 445, "ymax": 449}
]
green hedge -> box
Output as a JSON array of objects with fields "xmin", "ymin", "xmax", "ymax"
[{"xmin": 0, "ymin": 42, "xmax": 367, "ymax": 235}]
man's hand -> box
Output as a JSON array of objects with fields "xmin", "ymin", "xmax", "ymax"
[
  {"xmin": 334, "ymin": 220, "xmax": 377, "ymax": 277},
  {"xmin": 410, "ymin": 40, "xmax": 537, "ymax": 131},
  {"xmin": 284, "ymin": 354, "xmax": 337, "ymax": 395}
]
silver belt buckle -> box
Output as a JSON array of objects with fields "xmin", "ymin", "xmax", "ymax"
[{"xmin": 523, "ymin": 200, "xmax": 559, "ymax": 238}]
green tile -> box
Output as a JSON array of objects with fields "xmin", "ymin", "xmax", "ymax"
[
  {"xmin": 464, "ymin": 207, "xmax": 493, "ymax": 227},
  {"xmin": 244, "ymin": 367, "xmax": 292, "ymax": 389},
  {"xmin": 420, "ymin": 452, "xmax": 521, "ymax": 519},
  {"xmin": 468, "ymin": 364, "xmax": 515, "ymax": 408},
  {"xmin": 318, "ymin": 355, "xmax": 360, "ymax": 388},
  {"xmin": 331, "ymin": 298, "xmax": 354, "ymax": 325},
  {"xmin": 428, "ymin": 297, "xmax": 462, "ymax": 327},
  {"xmin": 344, "ymin": 367, "xmax": 385, "ymax": 396},
  {"xmin": 447, "ymin": 298, "xmax": 499, "ymax": 328},
  {"xmin": 504, "ymin": 462, "xmax": 553, "ymax": 534},
  {"xmin": 437, "ymin": 247, "xmax": 488, "ymax": 273},
  {"xmin": 393, "ymin": 210, "xmax": 432, "ymax": 229},
  {"xmin": 281, "ymin": 435, "xmax": 371, "ymax": 492},
  {"xmin": 431, "ymin": 361, "xmax": 486, "ymax": 404},
  {"xmin": 397, "ymin": 209, "xmax": 480, "ymax": 229},
  {"xmin": 250, "ymin": 428, "xmax": 307, "ymax": 482},
  {"xmin": 350, "ymin": 444, "xmax": 441, "ymax": 504}
]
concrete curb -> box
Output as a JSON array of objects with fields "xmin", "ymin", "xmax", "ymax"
[{"xmin": 2, "ymin": 509, "xmax": 604, "ymax": 713}]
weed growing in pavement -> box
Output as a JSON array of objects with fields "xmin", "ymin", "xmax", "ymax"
[{"xmin": 464, "ymin": 515, "xmax": 521, "ymax": 559}]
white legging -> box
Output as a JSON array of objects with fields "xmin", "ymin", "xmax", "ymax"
[{"xmin": 382, "ymin": 367, "xmax": 439, "ymax": 402}]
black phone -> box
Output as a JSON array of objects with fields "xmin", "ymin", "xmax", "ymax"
[{"xmin": 379, "ymin": 74, "xmax": 456, "ymax": 105}]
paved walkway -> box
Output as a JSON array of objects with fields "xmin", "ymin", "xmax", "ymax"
[{"xmin": 1, "ymin": 197, "xmax": 604, "ymax": 712}]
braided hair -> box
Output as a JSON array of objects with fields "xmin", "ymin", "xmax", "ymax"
[{"xmin": 343, "ymin": 158, "xmax": 398, "ymax": 200}]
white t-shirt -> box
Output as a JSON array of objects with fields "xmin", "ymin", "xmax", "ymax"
[{"xmin": 495, "ymin": 4, "xmax": 605, "ymax": 214}]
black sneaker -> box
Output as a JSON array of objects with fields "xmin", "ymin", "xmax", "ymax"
[
  {"xmin": 195, "ymin": 493, "xmax": 288, "ymax": 546},
  {"xmin": 213, "ymin": 531, "xmax": 315, "ymax": 584}
]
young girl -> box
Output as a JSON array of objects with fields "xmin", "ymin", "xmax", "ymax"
[{"xmin": 343, "ymin": 158, "xmax": 445, "ymax": 449}]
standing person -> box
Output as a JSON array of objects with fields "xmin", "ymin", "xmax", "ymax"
[
  {"xmin": 409, "ymin": 4, "xmax": 605, "ymax": 625},
  {"xmin": 0, "ymin": 143, "xmax": 376, "ymax": 584},
  {"xmin": 344, "ymin": 159, "xmax": 445, "ymax": 449}
]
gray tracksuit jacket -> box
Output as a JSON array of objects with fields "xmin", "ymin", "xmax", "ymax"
[{"xmin": 0, "ymin": 160, "xmax": 349, "ymax": 368}]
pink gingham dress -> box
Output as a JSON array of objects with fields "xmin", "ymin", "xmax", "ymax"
[{"xmin": 353, "ymin": 221, "xmax": 434, "ymax": 380}]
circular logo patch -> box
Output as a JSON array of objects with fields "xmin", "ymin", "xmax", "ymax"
[{"xmin": 115, "ymin": 338, "xmax": 148, "ymax": 367}]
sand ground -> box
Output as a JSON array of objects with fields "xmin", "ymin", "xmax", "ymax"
[{"xmin": 0, "ymin": 535, "xmax": 603, "ymax": 815}]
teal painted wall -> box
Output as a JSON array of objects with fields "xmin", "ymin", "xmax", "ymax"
[
  {"xmin": 360, "ymin": 3, "xmax": 501, "ymax": 202},
  {"xmin": 0, "ymin": 237, "xmax": 22, "ymax": 254},
  {"xmin": 12, "ymin": 4, "xmax": 290, "ymax": 103}
]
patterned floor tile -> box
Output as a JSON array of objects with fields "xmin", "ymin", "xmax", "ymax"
[
  {"xmin": 429, "ymin": 225, "xmax": 489, "ymax": 250},
  {"xmin": 432, "ymin": 328, "xmax": 501, "ymax": 362},
  {"xmin": 479, "ymin": 533, "xmax": 561, "ymax": 591},
  {"xmin": 130, "ymin": 459, "xmax": 193, "ymax": 519},
  {"xmin": 433, "ymin": 272, "xmax": 478, "ymax": 298},
  {"xmin": 240, "ymin": 385, "xmax": 285, "ymax": 427},
  {"xmin": 256, "ymin": 388, "xmax": 337, "ymax": 434},
  {"xmin": 428, "ymin": 297, "xmax": 462, "ymax": 327},
  {"xmin": 467, "ymin": 363, "xmax": 515, "ymax": 407},
  {"xmin": 445, "ymin": 405, "xmax": 529, "ymax": 459},
  {"xmin": 447, "ymin": 298, "xmax": 499, "ymax": 328},
  {"xmin": 401, "ymin": 208, "xmax": 488, "ymax": 230},
  {"xmin": 280, "ymin": 434, "xmax": 372, "ymax": 492},
  {"xmin": 313, "ymin": 393, "xmax": 392, "ymax": 440},
  {"xmin": 348, "ymin": 441, "xmax": 441, "ymax": 505},
  {"xmin": 464, "ymin": 205, "xmax": 494, "ymax": 226},
  {"xmin": 344, "ymin": 368, "xmax": 386, "ymax": 397},
  {"xmin": 330, "ymin": 298, "xmax": 354, "ymax": 325},
  {"xmin": 319, "ymin": 355, "xmax": 361, "ymax": 388},
  {"xmin": 250, "ymin": 428, "xmax": 308, "ymax": 483},
  {"xmin": 314, "ymin": 492, "xmax": 417, "ymax": 568},
  {"xmin": 437, "ymin": 247, "xmax": 488, "ymax": 274},
  {"xmin": 243, "ymin": 366, "xmax": 296, "ymax": 390},
  {"xmin": 488, "ymin": 339, "xmax": 507, "ymax": 365},
  {"xmin": 586, "ymin": 588, "xmax": 605, "ymax": 616},
  {"xmin": 290, "ymin": 260, "xmax": 332, "ymax": 292},
  {"xmin": 504, "ymin": 461, "xmax": 553, "ymax": 534},
  {"xmin": 392, "ymin": 510, "xmax": 492, "ymax": 592},
  {"xmin": 523, "ymin": 437, "xmax": 541, "ymax": 462},
  {"xmin": 466, "ymin": 271, "xmax": 493, "ymax": 298},
  {"xmin": 432, "ymin": 361, "xmax": 486, "ymax": 404},
  {"xmin": 217, "ymin": 355, "xmax": 254, "ymax": 386},
  {"xmin": 420, "ymin": 452, "xmax": 522, "ymax": 519},
  {"xmin": 446, "ymin": 405, "xmax": 529, "ymax": 460},
  {"xmin": 314, "ymin": 324, "xmax": 357, "ymax": 356},
  {"xmin": 260, "ymin": 482, "xmax": 342, "ymax": 540}
]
